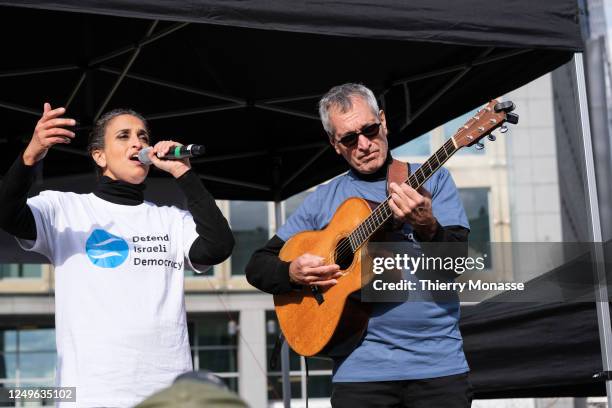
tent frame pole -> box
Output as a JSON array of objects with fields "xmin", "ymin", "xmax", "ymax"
[
  {"xmin": 65, "ymin": 71, "xmax": 87, "ymax": 108},
  {"xmin": 197, "ymin": 173, "xmax": 271, "ymax": 191},
  {"xmin": 97, "ymin": 66, "xmax": 245, "ymax": 103},
  {"xmin": 88, "ymin": 22, "xmax": 189, "ymax": 66},
  {"xmin": 94, "ymin": 20, "xmax": 159, "ymax": 120},
  {"xmin": 145, "ymin": 103, "xmax": 245, "ymax": 120},
  {"xmin": 0, "ymin": 100, "xmax": 40, "ymax": 116},
  {"xmin": 574, "ymin": 52, "xmax": 612, "ymax": 405},
  {"xmin": 401, "ymin": 47, "xmax": 494, "ymax": 130},
  {"xmin": 254, "ymin": 103, "xmax": 319, "ymax": 120},
  {"xmin": 192, "ymin": 150, "xmax": 269, "ymax": 164},
  {"xmin": 0, "ymin": 65, "xmax": 79, "ymax": 78},
  {"xmin": 392, "ymin": 48, "xmax": 531, "ymax": 86},
  {"xmin": 281, "ymin": 145, "xmax": 328, "ymax": 189},
  {"xmin": 261, "ymin": 93, "xmax": 323, "ymax": 104},
  {"xmin": 274, "ymin": 200, "xmax": 292, "ymax": 408}
]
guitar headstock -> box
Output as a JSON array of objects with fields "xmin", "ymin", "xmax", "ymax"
[{"xmin": 452, "ymin": 100, "xmax": 518, "ymax": 149}]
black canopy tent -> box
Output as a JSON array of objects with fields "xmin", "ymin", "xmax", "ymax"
[
  {"xmin": 0, "ymin": 0, "xmax": 582, "ymax": 201},
  {"xmin": 462, "ymin": 301, "xmax": 606, "ymax": 398},
  {"xmin": 0, "ymin": 0, "xmax": 592, "ymax": 402},
  {"xmin": 461, "ymin": 243, "xmax": 612, "ymax": 399}
]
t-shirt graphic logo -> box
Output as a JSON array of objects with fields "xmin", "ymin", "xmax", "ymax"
[{"xmin": 85, "ymin": 229, "xmax": 129, "ymax": 268}]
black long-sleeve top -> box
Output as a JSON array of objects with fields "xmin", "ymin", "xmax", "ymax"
[{"xmin": 0, "ymin": 155, "xmax": 234, "ymax": 267}]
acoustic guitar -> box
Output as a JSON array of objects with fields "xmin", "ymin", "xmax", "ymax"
[{"xmin": 274, "ymin": 100, "xmax": 518, "ymax": 357}]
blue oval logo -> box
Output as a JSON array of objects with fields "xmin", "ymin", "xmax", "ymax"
[{"xmin": 85, "ymin": 229, "xmax": 129, "ymax": 268}]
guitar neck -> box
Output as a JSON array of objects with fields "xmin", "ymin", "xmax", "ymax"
[{"xmin": 347, "ymin": 138, "xmax": 459, "ymax": 251}]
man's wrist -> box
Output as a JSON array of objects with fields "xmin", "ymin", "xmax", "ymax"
[
  {"xmin": 22, "ymin": 144, "xmax": 46, "ymax": 166},
  {"xmin": 413, "ymin": 218, "xmax": 439, "ymax": 241}
]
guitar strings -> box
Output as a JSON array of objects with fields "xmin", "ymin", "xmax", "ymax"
[
  {"xmin": 333, "ymin": 138, "xmax": 457, "ymax": 263},
  {"xmin": 333, "ymin": 139, "xmax": 453, "ymax": 261}
]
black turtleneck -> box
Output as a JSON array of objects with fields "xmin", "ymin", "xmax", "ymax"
[
  {"xmin": 348, "ymin": 151, "xmax": 392, "ymax": 182},
  {"xmin": 0, "ymin": 154, "xmax": 234, "ymax": 267},
  {"xmin": 93, "ymin": 176, "xmax": 146, "ymax": 206}
]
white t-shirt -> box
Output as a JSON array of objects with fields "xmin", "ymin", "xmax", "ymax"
[{"xmin": 17, "ymin": 191, "xmax": 200, "ymax": 407}]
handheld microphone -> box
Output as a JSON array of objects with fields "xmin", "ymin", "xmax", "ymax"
[{"xmin": 138, "ymin": 144, "xmax": 205, "ymax": 165}]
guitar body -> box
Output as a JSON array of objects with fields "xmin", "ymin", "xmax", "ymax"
[{"xmin": 274, "ymin": 197, "xmax": 373, "ymax": 357}]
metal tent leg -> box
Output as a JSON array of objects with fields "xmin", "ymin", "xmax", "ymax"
[
  {"xmin": 574, "ymin": 52, "xmax": 612, "ymax": 406},
  {"xmin": 274, "ymin": 200, "xmax": 292, "ymax": 408}
]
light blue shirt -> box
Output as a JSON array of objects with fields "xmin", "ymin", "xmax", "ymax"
[{"xmin": 277, "ymin": 163, "xmax": 470, "ymax": 382}]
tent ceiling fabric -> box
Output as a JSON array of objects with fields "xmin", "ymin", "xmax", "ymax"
[
  {"xmin": 0, "ymin": 0, "xmax": 583, "ymax": 49},
  {"xmin": 0, "ymin": 1, "xmax": 583, "ymax": 200}
]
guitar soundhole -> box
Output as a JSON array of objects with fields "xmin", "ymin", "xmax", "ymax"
[{"xmin": 334, "ymin": 237, "xmax": 355, "ymax": 270}]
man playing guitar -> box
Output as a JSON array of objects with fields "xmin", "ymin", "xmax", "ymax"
[{"xmin": 246, "ymin": 83, "xmax": 472, "ymax": 408}]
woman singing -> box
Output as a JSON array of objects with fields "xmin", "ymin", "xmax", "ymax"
[{"xmin": 0, "ymin": 103, "xmax": 235, "ymax": 407}]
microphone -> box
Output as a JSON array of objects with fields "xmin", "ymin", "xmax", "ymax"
[{"xmin": 138, "ymin": 144, "xmax": 205, "ymax": 165}]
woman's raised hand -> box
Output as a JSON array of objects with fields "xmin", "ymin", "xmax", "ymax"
[{"xmin": 23, "ymin": 103, "xmax": 76, "ymax": 165}]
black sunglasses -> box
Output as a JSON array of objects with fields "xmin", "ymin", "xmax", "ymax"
[{"xmin": 336, "ymin": 122, "xmax": 381, "ymax": 147}]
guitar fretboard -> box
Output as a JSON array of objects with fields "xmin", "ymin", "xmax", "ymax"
[{"xmin": 346, "ymin": 138, "xmax": 458, "ymax": 251}]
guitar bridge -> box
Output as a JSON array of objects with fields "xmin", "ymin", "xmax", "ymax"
[{"xmin": 311, "ymin": 286, "xmax": 324, "ymax": 305}]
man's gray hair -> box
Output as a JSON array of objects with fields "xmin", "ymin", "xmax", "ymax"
[{"xmin": 318, "ymin": 83, "xmax": 380, "ymax": 138}]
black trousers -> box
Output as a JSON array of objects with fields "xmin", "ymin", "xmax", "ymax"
[{"xmin": 330, "ymin": 372, "xmax": 472, "ymax": 408}]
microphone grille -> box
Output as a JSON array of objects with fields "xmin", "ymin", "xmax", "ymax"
[{"xmin": 138, "ymin": 148, "xmax": 153, "ymax": 165}]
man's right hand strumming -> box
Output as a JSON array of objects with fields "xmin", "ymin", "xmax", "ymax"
[
  {"xmin": 289, "ymin": 254, "xmax": 342, "ymax": 288},
  {"xmin": 23, "ymin": 103, "xmax": 76, "ymax": 165}
]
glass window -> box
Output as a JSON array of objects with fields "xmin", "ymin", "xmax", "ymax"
[
  {"xmin": 0, "ymin": 328, "xmax": 56, "ymax": 389},
  {"xmin": 306, "ymin": 374, "xmax": 334, "ymax": 398},
  {"xmin": 459, "ymin": 188, "xmax": 491, "ymax": 265},
  {"xmin": 268, "ymin": 375, "xmax": 303, "ymax": 400},
  {"xmin": 19, "ymin": 352, "xmax": 56, "ymax": 379},
  {"xmin": 189, "ymin": 314, "xmax": 239, "ymax": 392},
  {"xmin": 265, "ymin": 311, "xmax": 333, "ymax": 401},
  {"xmin": 19, "ymin": 329, "xmax": 55, "ymax": 352},
  {"xmin": 0, "ymin": 352, "xmax": 17, "ymax": 379},
  {"xmin": 195, "ymin": 314, "xmax": 237, "ymax": 347},
  {"xmin": 198, "ymin": 349, "xmax": 236, "ymax": 373},
  {"xmin": 392, "ymin": 132, "xmax": 431, "ymax": 157},
  {"xmin": 21, "ymin": 264, "xmax": 43, "ymax": 278},
  {"xmin": 0, "ymin": 264, "xmax": 42, "ymax": 279},
  {"xmin": 0, "ymin": 265, "xmax": 19, "ymax": 278},
  {"xmin": 230, "ymin": 201, "xmax": 269, "ymax": 275},
  {"xmin": 3, "ymin": 331, "xmax": 17, "ymax": 352},
  {"xmin": 444, "ymin": 111, "xmax": 486, "ymax": 155}
]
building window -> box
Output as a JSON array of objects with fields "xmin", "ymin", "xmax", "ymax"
[
  {"xmin": 459, "ymin": 188, "xmax": 491, "ymax": 264},
  {"xmin": 0, "ymin": 327, "xmax": 56, "ymax": 405},
  {"xmin": 392, "ymin": 132, "xmax": 432, "ymax": 157},
  {"xmin": 189, "ymin": 314, "xmax": 239, "ymax": 392},
  {"xmin": 229, "ymin": 201, "xmax": 269, "ymax": 276},
  {"xmin": 0, "ymin": 264, "xmax": 43, "ymax": 279},
  {"xmin": 265, "ymin": 312, "xmax": 333, "ymax": 402}
]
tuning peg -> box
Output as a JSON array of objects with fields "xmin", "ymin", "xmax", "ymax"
[
  {"xmin": 494, "ymin": 101, "xmax": 515, "ymax": 113},
  {"xmin": 506, "ymin": 112, "xmax": 519, "ymax": 124},
  {"xmin": 475, "ymin": 142, "xmax": 485, "ymax": 150},
  {"xmin": 499, "ymin": 125, "xmax": 508, "ymax": 134},
  {"xmin": 488, "ymin": 134, "xmax": 496, "ymax": 141}
]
